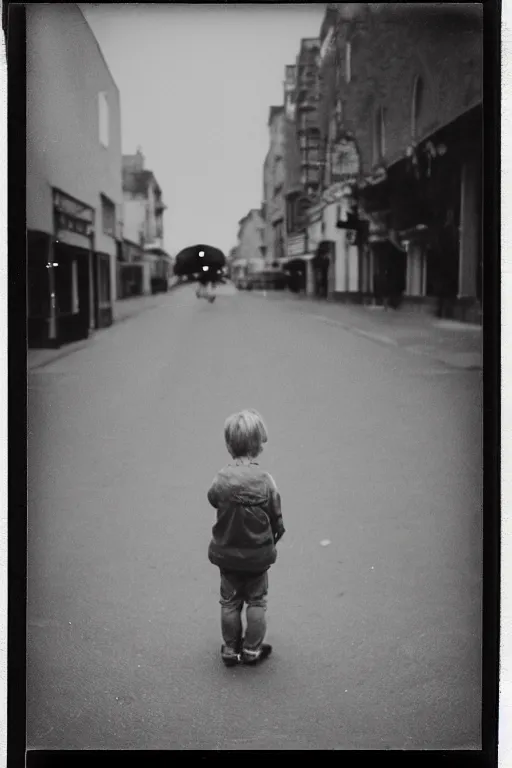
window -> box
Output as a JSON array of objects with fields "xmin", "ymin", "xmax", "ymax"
[
  {"xmin": 345, "ymin": 42, "xmax": 352, "ymax": 84},
  {"xmin": 101, "ymin": 194, "xmax": 116, "ymax": 236},
  {"xmin": 98, "ymin": 92, "xmax": 109, "ymax": 147},
  {"xmin": 373, "ymin": 106, "xmax": 386, "ymax": 163},
  {"xmin": 411, "ymin": 76, "xmax": 425, "ymax": 139}
]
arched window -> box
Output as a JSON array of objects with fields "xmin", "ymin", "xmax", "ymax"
[
  {"xmin": 411, "ymin": 76, "xmax": 425, "ymax": 139},
  {"xmin": 373, "ymin": 106, "xmax": 386, "ymax": 163}
]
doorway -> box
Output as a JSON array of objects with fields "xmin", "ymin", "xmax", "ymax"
[{"xmin": 53, "ymin": 242, "xmax": 91, "ymax": 344}]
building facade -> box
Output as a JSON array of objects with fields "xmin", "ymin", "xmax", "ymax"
[
  {"xmin": 262, "ymin": 107, "xmax": 286, "ymax": 267},
  {"xmin": 316, "ymin": 2, "xmax": 483, "ymax": 320},
  {"xmin": 232, "ymin": 209, "xmax": 266, "ymax": 285},
  {"xmin": 120, "ymin": 149, "xmax": 171, "ymax": 296},
  {"xmin": 27, "ymin": 3, "xmax": 122, "ymax": 347},
  {"xmin": 280, "ymin": 39, "xmax": 323, "ymax": 294}
]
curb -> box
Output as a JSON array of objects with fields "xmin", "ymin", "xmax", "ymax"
[
  {"xmin": 28, "ymin": 283, "xmax": 185, "ymax": 372},
  {"xmin": 254, "ymin": 291, "xmax": 481, "ymax": 370},
  {"xmin": 28, "ymin": 338, "xmax": 93, "ymax": 372}
]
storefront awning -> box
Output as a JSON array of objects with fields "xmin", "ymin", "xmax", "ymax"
[{"xmin": 280, "ymin": 253, "xmax": 315, "ymax": 267}]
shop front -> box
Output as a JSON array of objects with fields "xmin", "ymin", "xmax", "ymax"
[
  {"xmin": 27, "ymin": 188, "xmax": 119, "ymax": 348},
  {"xmin": 280, "ymin": 233, "xmax": 312, "ymax": 293},
  {"xmin": 358, "ymin": 170, "xmax": 407, "ymax": 309},
  {"xmin": 53, "ymin": 191, "xmax": 97, "ymax": 343},
  {"xmin": 28, "ymin": 230, "xmax": 56, "ymax": 348},
  {"xmin": 28, "ymin": 190, "xmax": 96, "ymax": 348},
  {"xmin": 117, "ymin": 239, "xmax": 145, "ymax": 299},
  {"xmin": 375, "ymin": 104, "xmax": 482, "ymax": 321}
]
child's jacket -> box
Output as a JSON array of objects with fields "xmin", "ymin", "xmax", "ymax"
[{"xmin": 207, "ymin": 459, "xmax": 285, "ymax": 572}]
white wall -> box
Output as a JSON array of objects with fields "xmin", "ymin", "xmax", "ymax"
[
  {"xmin": 27, "ymin": 3, "xmax": 122, "ymax": 265},
  {"xmin": 322, "ymin": 198, "xmax": 360, "ymax": 293},
  {"xmin": 123, "ymin": 199, "xmax": 145, "ymax": 244},
  {"xmin": 238, "ymin": 211, "xmax": 265, "ymax": 267}
]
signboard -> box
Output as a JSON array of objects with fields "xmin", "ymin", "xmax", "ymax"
[
  {"xmin": 287, "ymin": 234, "xmax": 306, "ymax": 258},
  {"xmin": 53, "ymin": 189, "xmax": 95, "ymax": 239},
  {"xmin": 322, "ymin": 181, "xmax": 357, "ymax": 206},
  {"xmin": 330, "ymin": 138, "xmax": 361, "ymax": 184},
  {"xmin": 53, "ymin": 189, "xmax": 94, "ymax": 223},
  {"xmin": 307, "ymin": 201, "xmax": 325, "ymax": 224},
  {"xmin": 325, "ymin": 102, "xmax": 361, "ymax": 187},
  {"xmin": 55, "ymin": 212, "xmax": 93, "ymax": 238}
]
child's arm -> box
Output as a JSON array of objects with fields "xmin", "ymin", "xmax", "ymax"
[
  {"xmin": 266, "ymin": 473, "xmax": 285, "ymax": 543},
  {"xmin": 207, "ymin": 475, "xmax": 220, "ymax": 508}
]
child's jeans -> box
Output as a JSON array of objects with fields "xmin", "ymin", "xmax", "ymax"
[{"xmin": 219, "ymin": 569, "xmax": 268, "ymax": 652}]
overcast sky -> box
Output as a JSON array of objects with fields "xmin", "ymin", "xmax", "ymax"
[{"xmin": 80, "ymin": 3, "xmax": 325, "ymax": 256}]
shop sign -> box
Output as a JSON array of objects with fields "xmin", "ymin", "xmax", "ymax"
[
  {"xmin": 287, "ymin": 234, "xmax": 306, "ymax": 258},
  {"xmin": 55, "ymin": 211, "xmax": 93, "ymax": 238},
  {"xmin": 330, "ymin": 138, "xmax": 360, "ymax": 183},
  {"xmin": 322, "ymin": 181, "xmax": 357, "ymax": 206},
  {"xmin": 307, "ymin": 201, "xmax": 325, "ymax": 224},
  {"xmin": 53, "ymin": 189, "xmax": 94, "ymax": 223},
  {"xmin": 363, "ymin": 166, "xmax": 387, "ymax": 187}
]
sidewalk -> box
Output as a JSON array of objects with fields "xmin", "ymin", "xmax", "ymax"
[
  {"xmin": 253, "ymin": 290, "xmax": 482, "ymax": 371},
  {"xmin": 28, "ymin": 282, "xmax": 183, "ymax": 372}
]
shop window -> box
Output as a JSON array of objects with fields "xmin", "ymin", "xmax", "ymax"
[
  {"xmin": 411, "ymin": 76, "xmax": 425, "ymax": 140},
  {"xmin": 98, "ymin": 92, "xmax": 109, "ymax": 148}
]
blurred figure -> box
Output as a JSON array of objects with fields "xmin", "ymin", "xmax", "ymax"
[{"xmin": 196, "ymin": 267, "xmax": 219, "ymax": 303}]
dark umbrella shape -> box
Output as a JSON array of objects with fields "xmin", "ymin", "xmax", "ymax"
[{"xmin": 174, "ymin": 244, "xmax": 226, "ymax": 277}]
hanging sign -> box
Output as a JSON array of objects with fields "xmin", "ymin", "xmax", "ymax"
[{"xmin": 330, "ymin": 138, "xmax": 361, "ymax": 183}]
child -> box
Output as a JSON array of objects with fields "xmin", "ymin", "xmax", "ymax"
[{"xmin": 207, "ymin": 409, "xmax": 285, "ymax": 667}]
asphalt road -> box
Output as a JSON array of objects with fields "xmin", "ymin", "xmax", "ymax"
[{"xmin": 27, "ymin": 285, "xmax": 483, "ymax": 750}]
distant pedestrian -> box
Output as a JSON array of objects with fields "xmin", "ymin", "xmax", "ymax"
[
  {"xmin": 207, "ymin": 409, "xmax": 285, "ymax": 667},
  {"xmin": 196, "ymin": 267, "xmax": 218, "ymax": 303}
]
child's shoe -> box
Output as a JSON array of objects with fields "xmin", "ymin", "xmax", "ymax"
[
  {"xmin": 221, "ymin": 644, "xmax": 241, "ymax": 667},
  {"xmin": 241, "ymin": 643, "xmax": 272, "ymax": 666}
]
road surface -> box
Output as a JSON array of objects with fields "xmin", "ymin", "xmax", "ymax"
[{"xmin": 27, "ymin": 285, "xmax": 483, "ymax": 750}]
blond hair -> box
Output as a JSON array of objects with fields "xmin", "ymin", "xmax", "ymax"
[{"xmin": 224, "ymin": 409, "xmax": 268, "ymax": 458}]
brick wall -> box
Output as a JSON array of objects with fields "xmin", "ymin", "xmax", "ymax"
[{"xmin": 319, "ymin": 4, "xmax": 482, "ymax": 176}]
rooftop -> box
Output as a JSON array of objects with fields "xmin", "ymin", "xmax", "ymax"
[{"xmin": 122, "ymin": 168, "xmax": 163, "ymax": 199}]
